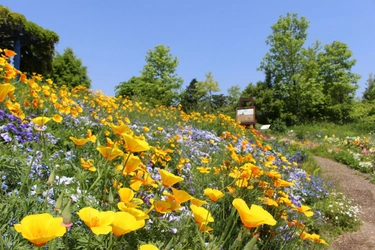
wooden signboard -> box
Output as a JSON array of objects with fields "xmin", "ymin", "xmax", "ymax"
[{"xmin": 236, "ymin": 97, "xmax": 257, "ymax": 126}]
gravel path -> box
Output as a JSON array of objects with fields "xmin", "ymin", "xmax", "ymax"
[{"xmin": 314, "ymin": 156, "xmax": 375, "ymax": 250}]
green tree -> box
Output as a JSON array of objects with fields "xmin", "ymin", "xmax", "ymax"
[
  {"xmin": 258, "ymin": 13, "xmax": 310, "ymax": 124},
  {"xmin": 48, "ymin": 48, "xmax": 91, "ymax": 89},
  {"xmin": 362, "ymin": 73, "xmax": 375, "ymax": 102},
  {"xmin": 241, "ymin": 81, "xmax": 283, "ymax": 124},
  {"xmin": 218, "ymin": 85, "xmax": 241, "ymax": 118},
  {"xmin": 196, "ymin": 71, "xmax": 221, "ymax": 113},
  {"xmin": 0, "ymin": 6, "xmax": 59, "ymax": 75},
  {"xmin": 317, "ymin": 41, "xmax": 359, "ymax": 123},
  {"xmin": 258, "ymin": 13, "xmax": 359, "ymax": 125},
  {"xmin": 179, "ymin": 78, "xmax": 205, "ymax": 113},
  {"xmin": 115, "ymin": 45, "xmax": 183, "ymax": 106}
]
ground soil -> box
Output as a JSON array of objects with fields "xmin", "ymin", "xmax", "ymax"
[{"xmin": 314, "ymin": 156, "xmax": 375, "ymax": 250}]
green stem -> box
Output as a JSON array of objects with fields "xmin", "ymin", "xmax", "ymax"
[
  {"xmin": 64, "ymin": 230, "xmax": 69, "ymax": 249},
  {"xmin": 87, "ymin": 232, "xmax": 93, "ymax": 250}
]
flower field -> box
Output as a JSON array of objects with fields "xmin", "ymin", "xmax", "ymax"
[{"xmin": 0, "ymin": 49, "xmax": 361, "ymax": 249}]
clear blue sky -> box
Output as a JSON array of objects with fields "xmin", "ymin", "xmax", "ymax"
[{"xmin": 2, "ymin": 0, "xmax": 374, "ymax": 98}]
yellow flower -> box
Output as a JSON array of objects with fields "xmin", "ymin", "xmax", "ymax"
[
  {"xmin": 158, "ymin": 169, "xmax": 184, "ymax": 187},
  {"xmin": 170, "ymin": 188, "xmax": 192, "ymax": 204},
  {"xmin": 139, "ymin": 244, "xmax": 159, "ymax": 250},
  {"xmin": 300, "ymin": 232, "xmax": 328, "ymax": 245},
  {"xmin": 52, "ymin": 114, "xmax": 63, "ymax": 123},
  {"xmin": 0, "ymin": 83, "xmax": 15, "ymax": 103},
  {"xmin": 31, "ymin": 116, "xmax": 51, "ymax": 127},
  {"xmin": 76, "ymin": 207, "xmax": 114, "ymax": 235},
  {"xmin": 70, "ymin": 136, "xmax": 91, "ymax": 146},
  {"xmin": 111, "ymin": 212, "xmax": 144, "ymax": 236},
  {"xmin": 6, "ymin": 101, "xmax": 25, "ymax": 120},
  {"xmin": 293, "ymin": 205, "xmax": 314, "ymax": 217},
  {"xmin": 143, "ymin": 126, "xmax": 150, "ymax": 133},
  {"xmin": 14, "ymin": 213, "xmax": 66, "ymax": 247},
  {"xmin": 119, "ymin": 153, "xmax": 142, "ymax": 174},
  {"xmin": 122, "ymin": 133, "xmax": 151, "ymax": 152},
  {"xmin": 190, "ymin": 205, "xmax": 214, "ymax": 223},
  {"xmin": 117, "ymin": 203, "xmax": 149, "ymax": 220},
  {"xmin": 153, "ymin": 200, "xmax": 172, "ymax": 214},
  {"xmin": 232, "ymin": 198, "xmax": 277, "ymax": 229},
  {"xmin": 87, "ymin": 129, "xmax": 97, "ymax": 142},
  {"xmin": 3, "ymin": 49, "xmax": 17, "ymax": 57},
  {"xmin": 190, "ymin": 197, "xmax": 208, "ymax": 207},
  {"xmin": 80, "ymin": 158, "xmax": 96, "ymax": 172},
  {"xmin": 118, "ymin": 187, "xmax": 143, "ymax": 208},
  {"xmin": 97, "ymin": 144, "xmax": 124, "ymax": 161},
  {"xmin": 197, "ymin": 222, "xmax": 213, "ymax": 233},
  {"xmin": 108, "ymin": 122, "xmax": 133, "ymax": 135},
  {"xmin": 130, "ymin": 171, "xmax": 157, "ymax": 191},
  {"xmin": 197, "ymin": 167, "xmax": 211, "ymax": 174},
  {"xmin": 259, "ymin": 197, "xmax": 278, "ymax": 207},
  {"xmin": 203, "ymin": 188, "xmax": 224, "ymax": 202}
]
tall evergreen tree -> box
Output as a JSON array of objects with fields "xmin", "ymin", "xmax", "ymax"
[
  {"xmin": 363, "ymin": 73, "xmax": 375, "ymax": 102},
  {"xmin": 179, "ymin": 78, "xmax": 204, "ymax": 113}
]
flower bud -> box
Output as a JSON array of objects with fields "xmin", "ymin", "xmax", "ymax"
[
  {"xmin": 54, "ymin": 191, "xmax": 64, "ymax": 212},
  {"xmin": 62, "ymin": 199, "xmax": 73, "ymax": 229},
  {"xmin": 47, "ymin": 168, "xmax": 55, "ymax": 185}
]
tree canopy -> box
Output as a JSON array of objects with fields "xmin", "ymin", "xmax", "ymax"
[
  {"xmin": 115, "ymin": 45, "xmax": 183, "ymax": 106},
  {"xmin": 256, "ymin": 13, "xmax": 359, "ymax": 125},
  {"xmin": 0, "ymin": 5, "xmax": 59, "ymax": 75},
  {"xmin": 47, "ymin": 47, "xmax": 91, "ymax": 89}
]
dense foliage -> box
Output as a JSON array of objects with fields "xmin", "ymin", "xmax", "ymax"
[
  {"xmin": 253, "ymin": 13, "xmax": 360, "ymax": 126},
  {"xmin": 47, "ymin": 47, "xmax": 91, "ymax": 89},
  {"xmin": 115, "ymin": 45, "xmax": 183, "ymax": 106},
  {"xmin": 0, "ymin": 5, "xmax": 59, "ymax": 75}
]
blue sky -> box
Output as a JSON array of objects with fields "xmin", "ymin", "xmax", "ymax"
[{"xmin": 2, "ymin": 0, "xmax": 374, "ymax": 98}]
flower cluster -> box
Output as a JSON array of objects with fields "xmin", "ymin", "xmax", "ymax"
[{"xmin": 0, "ymin": 49, "xmax": 336, "ymax": 249}]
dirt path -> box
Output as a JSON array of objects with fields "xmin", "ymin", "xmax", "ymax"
[{"xmin": 314, "ymin": 156, "xmax": 375, "ymax": 250}]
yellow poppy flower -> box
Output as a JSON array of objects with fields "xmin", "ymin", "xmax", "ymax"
[
  {"xmin": 14, "ymin": 213, "xmax": 66, "ymax": 247},
  {"xmin": 122, "ymin": 133, "xmax": 151, "ymax": 152},
  {"xmin": 97, "ymin": 144, "xmax": 124, "ymax": 161},
  {"xmin": 232, "ymin": 198, "xmax": 277, "ymax": 229},
  {"xmin": 158, "ymin": 169, "xmax": 184, "ymax": 187},
  {"xmin": 197, "ymin": 222, "xmax": 213, "ymax": 233},
  {"xmin": 117, "ymin": 203, "xmax": 149, "ymax": 220},
  {"xmin": 87, "ymin": 129, "xmax": 97, "ymax": 142},
  {"xmin": 118, "ymin": 187, "xmax": 143, "ymax": 208},
  {"xmin": 0, "ymin": 83, "xmax": 15, "ymax": 103},
  {"xmin": 52, "ymin": 114, "xmax": 63, "ymax": 123},
  {"xmin": 259, "ymin": 197, "xmax": 278, "ymax": 207},
  {"xmin": 293, "ymin": 205, "xmax": 314, "ymax": 217},
  {"xmin": 76, "ymin": 207, "xmax": 114, "ymax": 235},
  {"xmin": 70, "ymin": 137, "xmax": 91, "ymax": 146},
  {"xmin": 153, "ymin": 200, "xmax": 172, "ymax": 214},
  {"xmin": 119, "ymin": 153, "xmax": 142, "ymax": 174},
  {"xmin": 108, "ymin": 122, "xmax": 133, "ymax": 135},
  {"xmin": 111, "ymin": 212, "xmax": 144, "ymax": 236},
  {"xmin": 139, "ymin": 244, "xmax": 159, "ymax": 250},
  {"xmin": 170, "ymin": 188, "xmax": 192, "ymax": 204},
  {"xmin": 197, "ymin": 167, "xmax": 211, "ymax": 174},
  {"xmin": 190, "ymin": 205, "xmax": 214, "ymax": 223},
  {"xmin": 130, "ymin": 171, "xmax": 157, "ymax": 191},
  {"xmin": 31, "ymin": 116, "xmax": 51, "ymax": 127},
  {"xmin": 143, "ymin": 126, "xmax": 150, "ymax": 133},
  {"xmin": 203, "ymin": 188, "xmax": 224, "ymax": 202},
  {"xmin": 3, "ymin": 49, "xmax": 17, "ymax": 57},
  {"xmin": 80, "ymin": 158, "xmax": 96, "ymax": 172}
]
